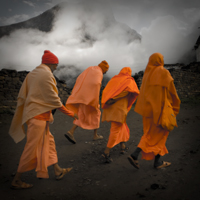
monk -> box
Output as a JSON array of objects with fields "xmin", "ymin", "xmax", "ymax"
[
  {"xmin": 101, "ymin": 67, "xmax": 139, "ymax": 163},
  {"xmin": 127, "ymin": 53, "xmax": 181, "ymax": 169},
  {"xmin": 64, "ymin": 60, "xmax": 109, "ymax": 144},
  {"xmin": 9, "ymin": 50, "xmax": 78, "ymax": 189}
]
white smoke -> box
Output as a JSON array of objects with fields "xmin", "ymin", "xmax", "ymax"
[{"xmin": 0, "ymin": 0, "xmax": 199, "ymax": 84}]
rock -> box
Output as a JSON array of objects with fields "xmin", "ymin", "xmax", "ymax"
[{"xmin": 151, "ymin": 183, "xmax": 159, "ymax": 190}]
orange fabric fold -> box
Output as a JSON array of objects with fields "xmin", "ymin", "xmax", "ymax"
[
  {"xmin": 101, "ymin": 67, "xmax": 139, "ymax": 123},
  {"xmin": 17, "ymin": 118, "xmax": 58, "ymax": 178},
  {"xmin": 9, "ymin": 64, "xmax": 64, "ymax": 143},
  {"xmin": 134, "ymin": 53, "xmax": 180, "ymax": 125},
  {"xmin": 107, "ymin": 122, "xmax": 130, "ymax": 148},
  {"xmin": 101, "ymin": 67, "xmax": 139, "ymax": 112},
  {"xmin": 34, "ymin": 111, "xmax": 51, "ymax": 121},
  {"xmin": 34, "ymin": 105, "xmax": 74, "ymax": 123},
  {"xmin": 73, "ymin": 104, "xmax": 101, "ymax": 129},
  {"xmin": 138, "ymin": 117, "xmax": 169, "ymax": 160},
  {"xmin": 66, "ymin": 66, "xmax": 103, "ymax": 129}
]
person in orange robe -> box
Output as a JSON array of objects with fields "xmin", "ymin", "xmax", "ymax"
[
  {"xmin": 127, "ymin": 53, "xmax": 181, "ymax": 169},
  {"xmin": 101, "ymin": 67, "xmax": 139, "ymax": 163},
  {"xmin": 64, "ymin": 60, "xmax": 109, "ymax": 144},
  {"xmin": 9, "ymin": 50, "xmax": 78, "ymax": 189}
]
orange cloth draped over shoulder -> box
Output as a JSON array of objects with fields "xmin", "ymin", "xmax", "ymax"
[
  {"xmin": 66, "ymin": 66, "xmax": 103, "ymax": 129},
  {"xmin": 134, "ymin": 53, "xmax": 181, "ymax": 160},
  {"xmin": 101, "ymin": 67, "xmax": 140, "ymax": 148},
  {"xmin": 9, "ymin": 64, "xmax": 70, "ymax": 143},
  {"xmin": 8, "ymin": 64, "xmax": 74, "ymax": 178}
]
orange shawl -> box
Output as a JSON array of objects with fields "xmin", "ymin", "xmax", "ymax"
[
  {"xmin": 101, "ymin": 67, "xmax": 139, "ymax": 111},
  {"xmin": 66, "ymin": 66, "xmax": 103, "ymax": 113},
  {"xmin": 9, "ymin": 64, "xmax": 63, "ymax": 143},
  {"xmin": 134, "ymin": 53, "xmax": 180, "ymax": 125}
]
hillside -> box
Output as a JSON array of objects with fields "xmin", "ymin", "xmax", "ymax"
[{"xmin": 0, "ymin": 5, "xmax": 59, "ymax": 38}]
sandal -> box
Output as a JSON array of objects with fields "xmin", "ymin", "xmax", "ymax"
[
  {"xmin": 120, "ymin": 147, "xmax": 129, "ymax": 154},
  {"xmin": 64, "ymin": 132, "xmax": 76, "ymax": 144},
  {"xmin": 127, "ymin": 156, "xmax": 139, "ymax": 169},
  {"xmin": 101, "ymin": 152, "xmax": 113, "ymax": 163},
  {"xmin": 56, "ymin": 167, "xmax": 72, "ymax": 180},
  {"xmin": 93, "ymin": 135, "xmax": 103, "ymax": 141},
  {"xmin": 11, "ymin": 181, "xmax": 33, "ymax": 190},
  {"xmin": 155, "ymin": 161, "xmax": 171, "ymax": 169}
]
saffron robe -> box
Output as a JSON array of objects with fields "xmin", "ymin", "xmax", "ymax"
[
  {"xmin": 17, "ymin": 118, "xmax": 58, "ymax": 178},
  {"xmin": 66, "ymin": 66, "xmax": 103, "ymax": 129},
  {"xmin": 101, "ymin": 67, "xmax": 139, "ymax": 148},
  {"xmin": 9, "ymin": 64, "xmax": 72, "ymax": 143},
  {"xmin": 134, "ymin": 53, "xmax": 181, "ymax": 160},
  {"xmin": 9, "ymin": 64, "xmax": 74, "ymax": 178}
]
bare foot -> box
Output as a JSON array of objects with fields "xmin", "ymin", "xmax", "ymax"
[
  {"xmin": 64, "ymin": 131, "xmax": 76, "ymax": 144},
  {"xmin": 93, "ymin": 135, "xmax": 103, "ymax": 141}
]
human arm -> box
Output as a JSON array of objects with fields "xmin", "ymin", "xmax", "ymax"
[
  {"xmin": 106, "ymin": 91, "xmax": 129, "ymax": 105},
  {"xmin": 58, "ymin": 105, "xmax": 78, "ymax": 120}
]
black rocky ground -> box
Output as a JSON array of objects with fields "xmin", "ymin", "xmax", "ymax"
[{"xmin": 0, "ymin": 102, "xmax": 200, "ymax": 200}]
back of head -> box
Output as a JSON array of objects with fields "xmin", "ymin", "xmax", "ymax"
[
  {"xmin": 98, "ymin": 60, "xmax": 109, "ymax": 73},
  {"xmin": 119, "ymin": 67, "xmax": 132, "ymax": 76},
  {"xmin": 148, "ymin": 53, "xmax": 164, "ymax": 67},
  {"xmin": 42, "ymin": 50, "xmax": 59, "ymax": 64}
]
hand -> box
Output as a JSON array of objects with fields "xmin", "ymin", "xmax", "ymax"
[
  {"xmin": 73, "ymin": 113, "xmax": 78, "ymax": 120},
  {"xmin": 106, "ymin": 99, "xmax": 116, "ymax": 105}
]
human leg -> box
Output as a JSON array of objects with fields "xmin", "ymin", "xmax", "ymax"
[
  {"xmin": 120, "ymin": 142, "xmax": 129, "ymax": 154},
  {"xmin": 102, "ymin": 147, "xmax": 112, "ymax": 163},
  {"xmin": 154, "ymin": 154, "xmax": 162, "ymax": 168},
  {"xmin": 130, "ymin": 147, "xmax": 142, "ymax": 160},
  {"xmin": 48, "ymin": 131, "xmax": 72, "ymax": 179},
  {"xmin": 154, "ymin": 154, "xmax": 171, "ymax": 169},
  {"xmin": 53, "ymin": 163, "xmax": 72, "ymax": 180},
  {"xmin": 127, "ymin": 147, "xmax": 141, "ymax": 169},
  {"xmin": 64, "ymin": 124, "xmax": 78, "ymax": 144},
  {"xmin": 68, "ymin": 124, "xmax": 78, "ymax": 135},
  {"xmin": 11, "ymin": 172, "xmax": 33, "ymax": 189},
  {"xmin": 93, "ymin": 128, "xmax": 103, "ymax": 140}
]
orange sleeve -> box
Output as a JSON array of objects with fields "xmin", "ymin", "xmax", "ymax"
[{"xmin": 58, "ymin": 105, "xmax": 74, "ymax": 118}]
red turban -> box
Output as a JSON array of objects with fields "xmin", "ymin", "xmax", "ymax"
[{"xmin": 42, "ymin": 50, "xmax": 59, "ymax": 64}]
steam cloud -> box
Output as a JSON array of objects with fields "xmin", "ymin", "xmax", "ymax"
[{"xmin": 0, "ymin": 0, "xmax": 199, "ymax": 86}]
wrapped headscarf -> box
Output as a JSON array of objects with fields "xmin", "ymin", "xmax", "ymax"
[
  {"xmin": 101, "ymin": 67, "xmax": 139, "ymax": 111},
  {"xmin": 98, "ymin": 60, "xmax": 109, "ymax": 73}
]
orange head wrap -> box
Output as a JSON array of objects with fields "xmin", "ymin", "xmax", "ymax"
[
  {"xmin": 42, "ymin": 50, "xmax": 59, "ymax": 64},
  {"xmin": 148, "ymin": 52, "xmax": 164, "ymax": 67},
  {"xmin": 98, "ymin": 60, "xmax": 109, "ymax": 73},
  {"xmin": 119, "ymin": 67, "xmax": 132, "ymax": 76}
]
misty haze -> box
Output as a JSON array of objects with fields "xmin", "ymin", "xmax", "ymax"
[{"xmin": 0, "ymin": 0, "xmax": 199, "ymax": 86}]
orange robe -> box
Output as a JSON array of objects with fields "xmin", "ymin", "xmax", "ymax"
[
  {"xmin": 134, "ymin": 53, "xmax": 181, "ymax": 160},
  {"xmin": 17, "ymin": 118, "xmax": 57, "ymax": 178},
  {"xmin": 101, "ymin": 67, "xmax": 139, "ymax": 148},
  {"xmin": 66, "ymin": 66, "xmax": 103, "ymax": 129},
  {"xmin": 9, "ymin": 64, "xmax": 74, "ymax": 178}
]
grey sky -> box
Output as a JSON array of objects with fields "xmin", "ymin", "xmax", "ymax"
[
  {"xmin": 0, "ymin": 0, "xmax": 199, "ymax": 79},
  {"xmin": 0, "ymin": 0, "xmax": 199, "ymax": 32}
]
